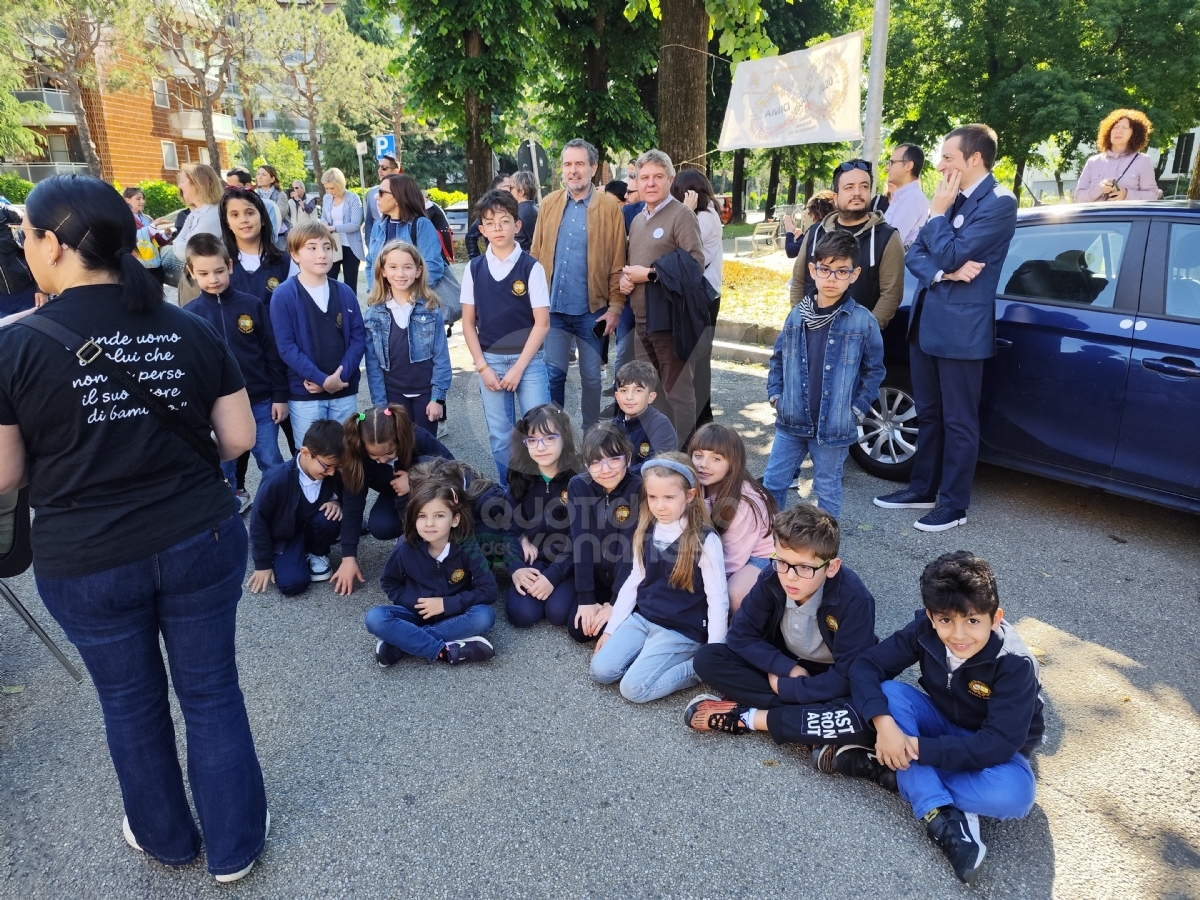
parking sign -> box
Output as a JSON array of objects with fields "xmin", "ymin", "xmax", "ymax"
[{"xmin": 374, "ymin": 134, "xmax": 396, "ymax": 160}]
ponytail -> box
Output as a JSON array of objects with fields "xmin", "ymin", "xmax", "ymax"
[
  {"xmin": 118, "ymin": 248, "xmax": 164, "ymax": 312},
  {"xmin": 340, "ymin": 404, "xmax": 416, "ymax": 495}
]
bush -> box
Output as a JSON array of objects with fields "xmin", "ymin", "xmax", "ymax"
[
  {"xmin": 0, "ymin": 173, "xmax": 34, "ymax": 203},
  {"xmin": 428, "ymin": 187, "xmax": 467, "ymax": 209},
  {"xmin": 137, "ymin": 179, "xmax": 182, "ymax": 219},
  {"xmin": 250, "ymin": 134, "xmax": 307, "ymax": 187}
]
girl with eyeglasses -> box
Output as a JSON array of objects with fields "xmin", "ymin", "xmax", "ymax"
[
  {"xmin": 565, "ymin": 425, "xmax": 643, "ymax": 643},
  {"xmin": 503, "ymin": 403, "xmax": 582, "ymax": 629}
]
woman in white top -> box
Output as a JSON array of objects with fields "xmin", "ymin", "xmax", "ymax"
[
  {"xmin": 1074, "ymin": 109, "xmax": 1163, "ymax": 203},
  {"xmin": 672, "ymin": 168, "xmax": 723, "ymax": 429},
  {"xmin": 171, "ymin": 162, "xmax": 224, "ymax": 304},
  {"xmin": 320, "ymin": 167, "xmax": 365, "ymax": 293}
]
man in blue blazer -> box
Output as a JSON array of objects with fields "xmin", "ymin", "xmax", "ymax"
[{"xmin": 875, "ymin": 124, "xmax": 1017, "ymax": 531}]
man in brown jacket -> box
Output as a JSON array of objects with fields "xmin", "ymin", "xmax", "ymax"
[{"xmin": 531, "ymin": 138, "xmax": 627, "ymax": 430}]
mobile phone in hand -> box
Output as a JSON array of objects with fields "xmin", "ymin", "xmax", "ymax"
[{"xmin": 592, "ymin": 318, "xmax": 607, "ymax": 339}]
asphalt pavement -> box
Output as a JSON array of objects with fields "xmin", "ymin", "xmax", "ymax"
[{"xmin": 1, "ymin": 338, "xmax": 1198, "ymax": 900}]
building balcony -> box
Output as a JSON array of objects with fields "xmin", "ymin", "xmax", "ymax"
[
  {"xmin": 0, "ymin": 161, "xmax": 90, "ymax": 182},
  {"xmin": 13, "ymin": 89, "xmax": 77, "ymax": 126},
  {"xmin": 170, "ymin": 109, "xmax": 237, "ymax": 142}
]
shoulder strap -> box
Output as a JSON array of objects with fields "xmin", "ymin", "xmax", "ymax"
[{"xmin": 16, "ymin": 314, "xmax": 223, "ymax": 475}]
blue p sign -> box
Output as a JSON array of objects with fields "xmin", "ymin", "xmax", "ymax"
[{"xmin": 374, "ymin": 134, "xmax": 396, "ymax": 160}]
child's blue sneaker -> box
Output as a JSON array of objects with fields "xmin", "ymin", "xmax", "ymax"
[
  {"xmin": 307, "ymin": 554, "xmax": 332, "ymax": 581},
  {"xmin": 443, "ymin": 636, "xmax": 494, "ymax": 664},
  {"xmin": 375, "ymin": 640, "xmax": 404, "ymax": 668},
  {"xmin": 925, "ymin": 806, "xmax": 986, "ymax": 884}
]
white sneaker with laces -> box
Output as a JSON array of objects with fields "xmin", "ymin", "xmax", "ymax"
[{"xmin": 307, "ymin": 554, "xmax": 332, "ymax": 581}]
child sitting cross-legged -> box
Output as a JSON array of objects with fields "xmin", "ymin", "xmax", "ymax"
[
  {"xmin": 408, "ymin": 458, "xmax": 511, "ymax": 585},
  {"xmin": 848, "ymin": 551, "xmax": 1044, "ymax": 884},
  {"xmin": 365, "ymin": 480, "xmax": 499, "ymax": 667},
  {"xmin": 610, "ymin": 361, "xmax": 677, "ymax": 473},
  {"xmin": 688, "ymin": 505, "xmax": 883, "ymax": 775},
  {"xmin": 589, "ymin": 453, "xmax": 728, "ymax": 703}
]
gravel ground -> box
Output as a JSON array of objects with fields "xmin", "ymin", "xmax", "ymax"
[{"xmin": 1, "ymin": 337, "xmax": 1198, "ymax": 900}]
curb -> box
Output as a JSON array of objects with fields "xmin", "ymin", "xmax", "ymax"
[{"xmin": 712, "ymin": 339, "xmax": 772, "ymax": 366}]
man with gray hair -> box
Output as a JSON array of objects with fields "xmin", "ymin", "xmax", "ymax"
[
  {"xmin": 530, "ymin": 138, "xmax": 628, "ymax": 429},
  {"xmin": 619, "ymin": 148, "xmax": 706, "ymax": 438}
]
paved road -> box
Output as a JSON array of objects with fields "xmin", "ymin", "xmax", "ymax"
[{"xmin": 2, "ymin": 344, "xmax": 1198, "ymax": 900}]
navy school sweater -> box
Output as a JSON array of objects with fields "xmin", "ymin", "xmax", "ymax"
[
  {"xmin": 470, "ymin": 251, "xmax": 538, "ymax": 355},
  {"xmin": 380, "ymin": 538, "xmax": 499, "ymax": 619},
  {"xmin": 230, "ymin": 255, "xmax": 292, "ymax": 306},
  {"xmin": 611, "ymin": 405, "xmax": 677, "ymax": 472},
  {"xmin": 185, "ymin": 288, "xmax": 289, "ymax": 405},
  {"xmin": 249, "ymin": 458, "xmax": 342, "ymax": 569},
  {"xmin": 726, "ymin": 564, "xmax": 878, "ymax": 705},
  {"xmin": 268, "ymin": 275, "xmax": 365, "ymax": 399},
  {"xmin": 504, "ymin": 468, "xmax": 579, "ymax": 585},
  {"xmin": 339, "ymin": 428, "xmax": 454, "ymax": 557},
  {"xmin": 568, "ymin": 470, "xmax": 642, "ymax": 605},
  {"xmin": 634, "ymin": 528, "xmax": 715, "ymax": 643},
  {"xmin": 850, "ymin": 611, "xmax": 1045, "ymax": 771}
]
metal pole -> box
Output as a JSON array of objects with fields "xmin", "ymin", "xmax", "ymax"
[
  {"xmin": 357, "ymin": 147, "xmax": 367, "ymax": 199},
  {"xmin": 862, "ymin": 0, "xmax": 891, "ymax": 190}
]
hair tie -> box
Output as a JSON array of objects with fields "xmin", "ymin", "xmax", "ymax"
[
  {"xmin": 646, "ymin": 457, "xmax": 697, "ymax": 488},
  {"xmin": 450, "ymin": 488, "xmax": 458, "ymax": 505},
  {"xmin": 383, "ymin": 408, "xmax": 393, "ymax": 416},
  {"xmin": 357, "ymin": 412, "xmax": 366, "ymax": 422}
]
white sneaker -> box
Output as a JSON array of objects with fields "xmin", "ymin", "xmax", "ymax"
[
  {"xmin": 307, "ymin": 554, "xmax": 332, "ymax": 581},
  {"xmin": 122, "ymin": 815, "xmax": 143, "ymax": 853},
  {"xmin": 214, "ymin": 811, "xmax": 271, "ymax": 884}
]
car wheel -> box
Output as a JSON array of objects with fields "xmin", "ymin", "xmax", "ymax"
[{"xmin": 849, "ymin": 370, "xmax": 918, "ymax": 482}]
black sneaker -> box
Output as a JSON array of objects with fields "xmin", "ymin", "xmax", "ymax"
[
  {"xmin": 375, "ymin": 639, "xmax": 404, "ymax": 668},
  {"xmin": 925, "ymin": 806, "xmax": 986, "ymax": 883},
  {"xmin": 914, "ymin": 506, "xmax": 967, "ymax": 532},
  {"xmin": 683, "ymin": 694, "xmax": 748, "ymax": 734},
  {"xmin": 443, "ymin": 636, "xmax": 495, "ymax": 664},
  {"xmin": 874, "ymin": 489, "xmax": 937, "ymax": 509},
  {"xmin": 811, "ymin": 744, "xmax": 898, "ymax": 792}
]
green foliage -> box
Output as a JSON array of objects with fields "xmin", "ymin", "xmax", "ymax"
[
  {"xmin": 250, "ymin": 134, "xmax": 308, "ymax": 187},
  {"xmin": 136, "ymin": 180, "xmax": 182, "ymax": 219},
  {"xmin": 401, "ymin": 132, "xmax": 466, "ymax": 191},
  {"xmin": 342, "ymin": 0, "xmax": 396, "ymax": 47},
  {"xmin": 427, "ymin": 188, "xmax": 467, "ymax": 208},
  {"xmin": 0, "ymin": 172, "xmax": 34, "ymax": 203}
]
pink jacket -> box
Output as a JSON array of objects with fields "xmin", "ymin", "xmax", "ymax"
[
  {"xmin": 709, "ymin": 483, "xmax": 776, "ymax": 574},
  {"xmin": 1074, "ymin": 151, "xmax": 1162, "ymax": 202}
]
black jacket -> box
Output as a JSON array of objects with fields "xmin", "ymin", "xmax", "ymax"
[
  {"xmin": 185, "ymin": 288, "xmax": 289, "ymax": 404},
  {"xmin": 505, "ymin": 469, "xmax": 578, "ymax": 584},
  {"xmin": 249, "ymin": 458, "xmax": 342, "ymax": 569},
  {"xmin": 567, "ymin": 470, "xmax": 642, "ymax": 605},
  {"xmin": 611, "ymin": 405, "xmax": 677, "ymax": 472},
  {"xmin": 380, "ymin": 538, "xmax": 498, "ymax": 618},
  {"xmin": 850, "ymin": 611, "xmax": 1045, "ymax": 770},
  {"xmin": 726, "ymin": 564, "xmax": 878, "ymax": 705},
  {"xmin": 645, "ymin": 248, "xmax": 718, "ymax": 362},
  {"xmin": 0, "ymin": 206, "xmax": 33, "ymax": 296}
]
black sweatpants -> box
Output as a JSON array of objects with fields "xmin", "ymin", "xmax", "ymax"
[{"xmin": 694, "ymin": 643, "xmax": 867, "ymax": 746}]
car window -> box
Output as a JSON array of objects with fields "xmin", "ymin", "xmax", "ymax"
[
  {"xmin": 998, "ymin": 221, "xmax": 1131, "ymax": 308},
  {"xmin": 1166, "ymin": 223, "xmax": 1200, "ymax": 321}
]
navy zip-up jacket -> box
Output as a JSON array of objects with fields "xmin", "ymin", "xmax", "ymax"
[
  {"xmin": 249, "ymin": 458, "xmax": 342, "ymax": 569},
  {"xmin": 612, "ymin": 405, "xmax": 677, "ymax": 472},
  {"xmin": 505, "ymin": 469, "xmax": 578, "ymax": 585},
  {"xmin": 185, "ymin": 287, "xmax": 289, "ymax": 404},
  {"xmin": 269, "ymin": 275, "xmax": 365, "ymax": 398},
  {"xmin": 339, "ymin": 429, "xmax": 454, "ymax": 558},
  {"xmin": 850, "ymin": 611, "xmax": 1045, "ymax": 771},
  {"xmin": 567, "ymin": 470, "xmax": 642, "ymax": 606},
  {"xmin": 727, "ymin": 564, "xmax": 878, "ymax": 705},
  {"xmin": 380, "ymin": 538, "xmax": 498, "ymax": 619}
]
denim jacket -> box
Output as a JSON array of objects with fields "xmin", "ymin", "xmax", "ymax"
[
  {"xmin": 365, "ymin": 216, "xmax": 445, "ymax": 287},
  {"xmin": 766, "ymin": 296, "xmax": 885, "ymax": 446},
  {"xmin": 363, "ymin": 299, "xmax": 452, "ymax": 407}
]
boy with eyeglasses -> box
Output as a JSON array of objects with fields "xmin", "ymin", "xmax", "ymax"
[
  {"xmin": 762, "ymin": 230, "xmax": 885, "ymax": 517},
  {"xmin": 687, "ymin": 505, "xmax": 885, "ymax": 774}
]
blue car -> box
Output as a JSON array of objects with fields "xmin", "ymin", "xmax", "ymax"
[{"xmin": 850, "ymin": 201, "xmax": 1200, "ymax": 514}]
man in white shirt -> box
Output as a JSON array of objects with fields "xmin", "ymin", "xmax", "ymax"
[{"xmin": 883, "ymin": 144, "xmax": 930, "ymax": 248}]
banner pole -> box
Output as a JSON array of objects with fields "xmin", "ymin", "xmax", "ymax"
[{"xmin": 863, "ymin": 0, "xmax": 891, "ymax": 187}]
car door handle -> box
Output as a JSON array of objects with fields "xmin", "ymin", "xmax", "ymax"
[
  {"xmin": 1143, "ymin": 357, "xmax": 1200, "ymax": 378},
  {"xmin": 995, "ymin": 338, "xmax": 1013, "ymax": 349}
]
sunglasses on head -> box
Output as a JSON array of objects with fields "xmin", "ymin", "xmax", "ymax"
[{"xmin": 835, "ymin": 159, "xmax": 873, "ymax": 177}]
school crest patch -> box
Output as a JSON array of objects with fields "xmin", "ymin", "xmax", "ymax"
[
  {"xmin": 335, "ymin": 312, "xmax": 343, "ymax": 328},
  {"xmin": 266, "ymin": 277, "xmax": 279, "ymax": 291},
  {"xmin": 614, "ymin": 505, "xmax": 631, "ymax": 523},
  {"xmin": 237, "ymin": 314, "xmax": 254, "ymax": 334},
  {"xmin": 449, "ymin": 568, "xmax": 466, "ymax": 584},
  {"xmin": 638, "ymin": 441, "xmax": 651, "ymax": 458},
  {"xmin": 560, "ymin": 489, "xmax": 569, "ymax": 503},
  {"xmin": 968, "ymin": 680, "xmax": 992, "ymax": 699},
  {"xmin": 511, "ymin": 279, "xmax": 527, "ymax": 296},
  {"xmin": 825, "ymin": 615, "xmax": 839, "ymax": 632}
]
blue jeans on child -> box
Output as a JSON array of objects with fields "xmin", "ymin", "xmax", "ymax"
[
  {"xmin": 546, "ymin": 311, "xmax": 605, "ymax": 431},
  {"xmin": 505, "ymin": 559, "xmax": 578, "ymax": 628},
  {"xmin": 589, "ymin": 612, "xmax": 702, "ymax": 703},
  {"xmin": 882, "ymin": 681, "xmax": 1037, "ymax": 821},
  {"xmin": 762, "ymin": 431, "xmax": 849, "ymax": 516},
  {"xmin": 613, "ymin": 303, "xmax": 635, "ymax": 384},
  {"xmin": 221, "ymin": 399, "xmax": 284, "ymax": 487},
  {"xmin": 288, "ymin": 395, "xmax": 360, "ymax": 448},
  {"xmin": 35, "ymin": 515, "xmax": 268, "ymax": 877},
  {"xmin": 274, "ymin": 507, "xmax": 342, "ymax": 595},
  {"xmin": 478, "ymin": 350, "xmax": 551, "ymax": 487},
  {"xmin": 364, "ymin": 603, "xmax": 497, "ymax": 662}
]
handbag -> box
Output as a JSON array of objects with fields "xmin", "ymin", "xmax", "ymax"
[
  {"xmin": 408, "ymin": 221, "xmax": 461, "ymax": 324},
  {"xmin": 159, "ymin": 245, "xmax": 185, "ymax": 287},
  {"xmin": 15, "ymin": 314, "xmax": 223, "ymax": 475},
  {"xmin": 329, "ymin": 228, "xmax": 343, "ymax": 263}
]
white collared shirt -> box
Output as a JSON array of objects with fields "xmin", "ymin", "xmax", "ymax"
[
  {"xmin": 884, "ymin": 179, "xmax": 931, "ymax": 247},
  {"xmin": 644, "ymin": 193, "xmax": 675, "ymax": 221},
  {"xmin": 385, "ymin": 296, "xmax": 415, "ymax": 329},
  {"xmin": 459, "ymin": 244, "xmax": 550, "ymax": 308},
  {"xmin": 298, "ymin": 465, "xmax": 322, "ymax": 503}
]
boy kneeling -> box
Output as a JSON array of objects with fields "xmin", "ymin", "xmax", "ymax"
[
  {"xmin": 688, "ymin": 506, "xmax": 884, "ymax": 782},
  {"xmin": 849, "ymin": 551, "xmax": 1043, "ymax": 884}
]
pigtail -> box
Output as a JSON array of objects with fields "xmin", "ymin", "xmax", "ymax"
[
  {"xmin": 341, "ymin": 412, "xmax": 367, "ymax": 494},
  {"xmin": 386, "ymin": 404, "xmax": 416, "ymax": 467}
]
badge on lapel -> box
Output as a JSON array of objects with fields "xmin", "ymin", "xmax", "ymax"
[
  {"xmin": 825, "ymin": 615, "xmax": 839, "ymax": 632},
  {"xmin": 638, "ymin": 441, "xmax": 651, "ymax": 458},
  {"xmin": 952, "ymin": 214, "xmax": 965, "ymax": 229},
  {"xmin": 336, "ymin": 312, "xmax": 343, "ymax": 328},
  {"xmin": 512, "ymin": 279, "xmax": 527, "ymax": 297},
  {"xmin": 449, "ymin": 568, "xmax": 466, "ymax": 584},
  {"xmin": 652, "ymin": 227, "xmax": 664, "ymax": 239},
  {"xmin": 237, "ymin": 314, "xmax": 254, "ymax": 334},
  {"xmin": 560, "ymin": 489, "xmax": 569, "ymax": 503},
  {"xmin": 968, "ymin": 680, "xmax": 991, "ymax": 699},
  {"xmin": 266, "ymin": 277, "xmax": 279, "ymax": 292},
  {"xmin": 614, "ymin": 505, "xmax": 631, "ymax": 523}
]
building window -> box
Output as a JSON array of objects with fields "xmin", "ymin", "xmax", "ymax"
[
  {"xmin": 199, "ymin": 147, "xmax": 210, "ymax": 165},
  {"xmin": 161, "ymin": 140, "xmax": 178, "ymax": 170},
  {"xmin": 151, "ymin": 77, "xmax": 170, "ymax": 109}
]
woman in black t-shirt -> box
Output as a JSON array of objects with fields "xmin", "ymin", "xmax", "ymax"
[{"xmin": 0, "ymin": 175, "xmax": 270, "ymax": 884}]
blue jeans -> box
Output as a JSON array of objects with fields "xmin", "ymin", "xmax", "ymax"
[
  {"xmin": 505, "ymin": 558, "xmax": 578, "ymax": 628},
  {"xmin": 221, "ymin": 399, "xmax": 284, "ymax": 487},
  {"xmin": 546, "ymin": 311, "xmax": 605, "ymax": 430},
  {"xmin": 274, "ymin": 508, "xmax": 342, "ymax": 595},
  {"xmin": 883, "ymin": 681, "xmax": 1037, "ymax": 821},
  {"xmin": 613, "ymin": 303, "xmax": 636, "ymax": 384},
  {"xmin": 589, "ymin": 612, "xmax": 702, "ymax": 703},
  {"xmin": 35, "ymin": 515, "xmax": 267, "ymax": 876},
  {"xmin": 364, "ymin": 603, "xmax": 496, "ymax": 662},
  {"xmin": 288, "ymin": 394, "xmax": 360, "ymax": 448},
  {"xmin": 478, "ymin": 350, "xmax": 551, "ymax": 488},
  {"xmin": 762, "ymin": 429, "xmax": 849, "ymax": 517}
]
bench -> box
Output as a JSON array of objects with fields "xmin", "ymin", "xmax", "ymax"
[{"xmin": 733, "ymin": 221, "xmax": 780, "ymax": 257}]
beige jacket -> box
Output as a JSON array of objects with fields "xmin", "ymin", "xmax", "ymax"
[{"xmin": 530, "ymin": 187, "xmax": 627, "ymax": 313}]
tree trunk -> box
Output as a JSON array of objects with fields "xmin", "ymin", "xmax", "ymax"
[
  {"xmin": 657, "ymin": 0, "xmax": 708, "ymax": 171},
  {"xmin": 731, "ymin": 149, "xmax": 746, "ymax": 225},
  {"xmin": 67, "ymin": 75, "xmax": 102, "ymax": 178},
  {"xmin": 765, "ymin": 151, "xmax": 781, "ymax": 219},
  {"xmin": 307, "ymin": 107, "xmax": 323, "ymax": 184},
  {"xmin": 786, "ymin": 173, "xmax": 797, "ymax": 206},
  {"xmin": 202, "ymin": 104, "xmax": 219, "ymax": 170},
  {"xmin": 804, "ymin": 177, "xmax": 814, "ymax": 202},
  {"xmin": 1054, "ymin": 170, "xmax": 1064, "ymax": 199},
  {"xmin": 584, "ymin": 9, "xmax": 608, "ymax": 182},
  {"xmin": 1012, "ymin": 156, "xmax": 1026, "ymax": 205},
  {"xmin": 464, "ymin": 30, "xmax": 491, "ymax": 212},
  {"xmin": 1189, "ymin": 142, "xmax": 1200, "ymax": 200}
]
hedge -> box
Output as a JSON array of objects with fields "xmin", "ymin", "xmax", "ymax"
[{"xmin": 0, "ymin": 173, "xmax": 35, "ymax": 204}]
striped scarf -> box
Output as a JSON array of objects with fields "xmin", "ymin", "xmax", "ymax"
[{"xmin": 798, "ymin": 294, "xmax": 843, "ymax": 331}]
